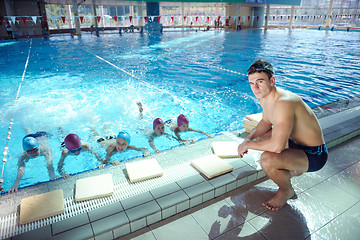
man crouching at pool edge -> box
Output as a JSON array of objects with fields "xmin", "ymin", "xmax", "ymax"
[{"xmin": 237, "ymin": 59, "xmax": 328, "ymax": 211}]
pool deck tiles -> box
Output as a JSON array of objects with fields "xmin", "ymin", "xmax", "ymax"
[
  {"xmin": 124, "ymin": 133, "xmax": 360, "ymax": 240},
  {"xmin": 1, "ymin": 103, "xmax": 360, "ymax": 239}
]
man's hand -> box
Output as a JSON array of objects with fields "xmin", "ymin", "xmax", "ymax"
[{"xmin": 238, "ymin": 140, "xmax": 249, "ymax": 158}]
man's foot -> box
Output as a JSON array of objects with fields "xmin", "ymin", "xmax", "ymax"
[{"xmin": 262, "ymin": 187, "xmax": 295, "ymax": 211}]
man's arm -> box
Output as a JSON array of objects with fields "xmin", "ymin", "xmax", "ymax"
[
  {"xmin": 238, "ymin": 118, "xmax": 272, "ymax": 157},
  {"xmin": 241, "ymin": 101, "xmax": 294, "ymax": 154},
  {"xmin": 246, "ymin": 119, "xmax": 272, "ymax": 141}
]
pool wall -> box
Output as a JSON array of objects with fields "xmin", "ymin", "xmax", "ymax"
[{"xmin": 1, "ymin": 100, "xmax": 360, "ymax": 239}]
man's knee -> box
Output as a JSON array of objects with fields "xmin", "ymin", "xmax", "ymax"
[{"xmin": 260, "ymin": 151, "xmax": 277, "ymax": 169}]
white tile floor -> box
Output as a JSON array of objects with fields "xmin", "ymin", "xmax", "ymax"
[{"xmin": 121, "ymin": 135, "xmax": 360, "ymax": 240}]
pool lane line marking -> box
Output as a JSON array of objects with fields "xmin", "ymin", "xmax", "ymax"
[
  {"xmin": 15, "ymin": 39, "xmax": 32, "ymax": 102},
  {"xmin": 187, "ymin": 60, "xmax": 248, "ymax": 77},
  {"xmin": 1, "ymin": 39, "xmax": 33, "ymax": 190},
  {"xmin": 95, "ymin": 55, "xmax": 137, "ymax": 78},
  {"xmin": 94, "ymin": 54, "xmax": 166, "ymax": 93},
  {"xmin": 185, "ymin": 59, "xmax": 252, "ymax": 133},
  {"xmin": 94, "ymin": 54, "xmax": 239, "ymax": 134}
]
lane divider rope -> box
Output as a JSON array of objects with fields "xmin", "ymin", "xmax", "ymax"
[
  {"xmin": 187, "ymin": 59, "xmax": 248, "ymax": 76},
  {"xmin": 93, "ymin": 54, "xmax": 237, "ymax": 133},
  {"xmin": 1, "ymin": 39, "xmax": 32, "ymax": 193}
]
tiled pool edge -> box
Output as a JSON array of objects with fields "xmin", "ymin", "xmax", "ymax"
[
  {"xmin": 5, "ymin": 106, "xmax": 360, "ymax": 240},
  {"xmin": 9, "ymin": 161, "xmax": 266, "ymax": 239}
]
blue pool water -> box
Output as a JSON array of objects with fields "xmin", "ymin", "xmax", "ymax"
[{"xmin": 1, "ymin": 29, "xmax": 360, "ymax": 192}]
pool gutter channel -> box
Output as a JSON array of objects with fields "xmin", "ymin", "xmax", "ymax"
[{"xmin": 1, "ymin": 104, "xmax": 360, "ymax": 239}]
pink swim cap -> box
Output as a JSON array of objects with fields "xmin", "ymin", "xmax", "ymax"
[
  {"xmin": 177, "ymin": 114, "xmax": 189, "ymax": 127},
  {"xmin": 153, "ymin": 118, "xmax": 164, "ymax": 130},
  {"xmin": 64, "ymin": 134, "xmax": 81, "ymax": 150}
]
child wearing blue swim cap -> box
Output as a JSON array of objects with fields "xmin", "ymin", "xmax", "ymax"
[
  {"xmin": 91, "ymin": 127, "xmax": 150, "ymax": 166},
  {"xmin": 9, "ymin": 128, "xmax": 56, "ymax": 193}
]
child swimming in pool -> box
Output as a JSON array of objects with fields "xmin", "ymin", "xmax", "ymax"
[
  {"xmin": 166, "ymin": 114, "xmax": 214, "ymax": 143},
  {"xmin": 91, "ymin": 128, "xmax": 150, "ymax": 165},
  {"xmin": 137, "ymin": 102, "xmax": 181, "ymax": 153},
  {"xmin": 57, "ymin": 133, "xmax": 103, "ymax": 177},
  {"xmin": 9, "ymin": 129, "xmax": 56, "ymax": 193},
  {"xmin": 150, "ymin": 118, "xmax": 181, "ymax": 153}
]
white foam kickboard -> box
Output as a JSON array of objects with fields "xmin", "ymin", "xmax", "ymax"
[
  {"xmin": 75, "ymin": 174, "xmax": 114, "ymax": 202},
  {"xmin": 20, "ymin": 189, "xmax": 64, "ymax": 225},
  {"xmin": 212, "ymin": 141, "xmax": 240, "ymax": 158},
  {"xmin": 243, "ymin": 119, "xmax": 258, "ymax": 127},
  {"xmin": 126, "ymin": 158, "xmax": 163, "ymax": 183},
  {"xmin": 245, "ymin": 112, "xmax": 262, "ymax": 122},
  {"xmin": 191, "ymin": 154, "xmax": 234, "ymax": 179}
]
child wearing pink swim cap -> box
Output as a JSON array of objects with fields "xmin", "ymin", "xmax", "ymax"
[
  {"xmin": 166, "ymin": 114, "xmax": 214, "ymax": 143},
  {"xmin": 149, "ymin": 117, "xmax": 180, "ymax": 153},
  {"xmin": 137, "ymin": 102, "xmax": 180, "ymax": 153},
  {"xmin": 58, "ymin": 133, "xmax": 103, "ymax": 178}
]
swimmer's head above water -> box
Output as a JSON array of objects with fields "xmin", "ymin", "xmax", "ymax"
[
  {"xmin": 23, "ymin": 136, "xmax": 40, "ymax": 157},
  {"xmin": 116, "ymin": 131, "xmax": 131, "ymax": 153},
  {"xmin": 177, "ymin": 114, "xmax": 189, "ymax": 132},
  {"xmin": 153, "ymin": 118, "xmax": 165, "ymax": 135},
  {"xmin": 64, "ymin": 133, "xmax": 82, "ymax": 155},
  {"xmin": 247, "ymin": 59, "xmax": 274, "ymax": 79}
]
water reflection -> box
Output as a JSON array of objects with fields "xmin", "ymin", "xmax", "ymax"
[{"xmin": 209, "ymin": 187, "xmax": 310, "ymax": 239}]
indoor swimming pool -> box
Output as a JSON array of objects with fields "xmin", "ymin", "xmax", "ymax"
[{"xmin": 0, "ymin": 29, "xmax": 359, "ymax": 192}]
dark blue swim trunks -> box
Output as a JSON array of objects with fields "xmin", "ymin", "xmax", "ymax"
[
  {"xmin": 288, "ymin": 139, "xmax": 328, "ymax": 172},
  {"xmin": 24, "ymin": 131, "xmax": 52, "ymax": 139}
]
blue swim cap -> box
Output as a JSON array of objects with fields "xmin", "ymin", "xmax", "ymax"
[
  {"xmin": 117, "ymin": 131, "xmax": 131, "ymax": 145},
  {"xmin": 22, "ymin": 136, "xmax": 39, "ymax": 151}
]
